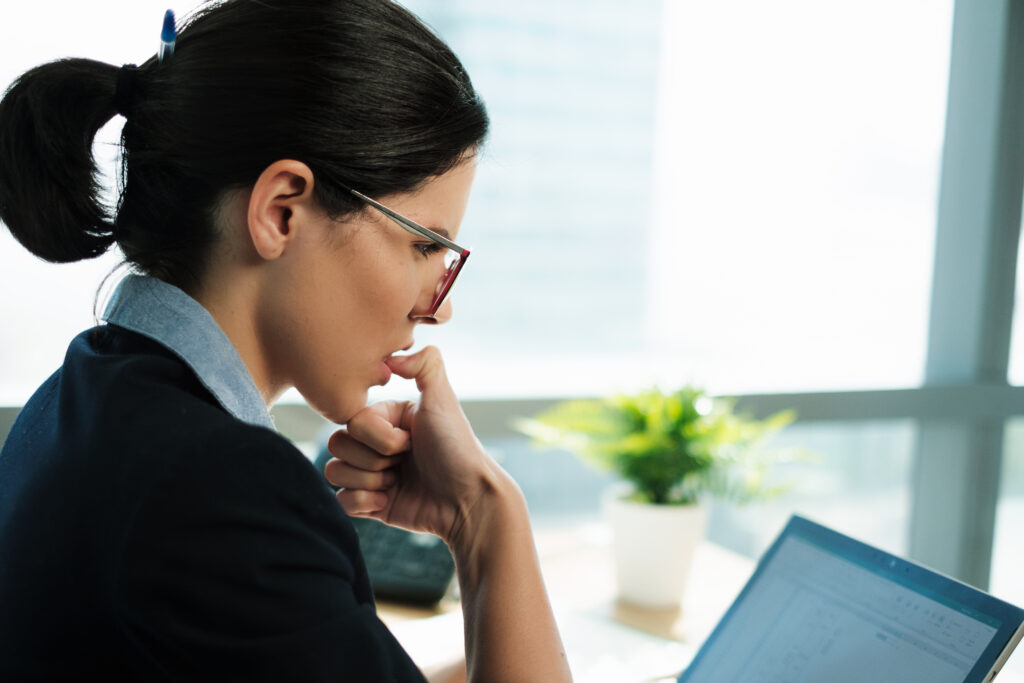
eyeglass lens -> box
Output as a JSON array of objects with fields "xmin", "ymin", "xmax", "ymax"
[{"xmin": 431, "ymin": 251, "xmax": 463, "ymax": 311}]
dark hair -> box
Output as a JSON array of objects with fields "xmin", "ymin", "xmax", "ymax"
[{"xmin": 0, "ymin": 0, "xmax": 488, "ymax": 292}]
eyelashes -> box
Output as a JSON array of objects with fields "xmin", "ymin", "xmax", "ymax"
[{"xmin": 415, "ymin": 242, "xmax": 445, "ymax": 258}]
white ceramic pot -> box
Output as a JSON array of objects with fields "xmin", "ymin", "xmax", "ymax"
[{"xmin": 604, "ymin": 489, "xmax": 709, "ymax": 609}]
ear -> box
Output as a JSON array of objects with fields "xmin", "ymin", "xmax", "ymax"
[{"xmin": 247, "ymin": 159, "xmax": 317, "ymax": 260}]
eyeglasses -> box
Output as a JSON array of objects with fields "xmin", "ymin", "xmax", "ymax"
[{"xmin": 348, "ymin": 189, "xmax": 470, "ymax": 318}]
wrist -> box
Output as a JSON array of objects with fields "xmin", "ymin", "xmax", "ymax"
[{"xmin": 446, "ymin": 464, "xmax": 530, "ymax": 582}]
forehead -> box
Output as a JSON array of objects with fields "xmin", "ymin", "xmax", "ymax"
[{"xmin": 376, "ymin": 157, "xmax": 478, "ymax": 235}]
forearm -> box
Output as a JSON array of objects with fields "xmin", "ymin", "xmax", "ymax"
[
  {"xmin": 451, "ymin": 469, "xmax": 573, "ymax": 683},
  {"xmin": 424, "ymin": 659, "xmax": 467, "ymax": 683}
]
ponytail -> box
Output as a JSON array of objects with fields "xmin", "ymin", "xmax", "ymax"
[
  {"xmin": 0, "ymin": 58, "xmax": 121, "ymax": 263},
  {"xmin": 0, "ymin": 0, "xmax": 488, "ymax": 292}
]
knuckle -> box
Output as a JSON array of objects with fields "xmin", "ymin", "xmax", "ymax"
[
  {"xmin": 345, "ymin": 410, "xmax": 380, "ymax": 439},
  {"xmin": 365, "ymin": 457, "xmax": 390, "ymax": 472},
  {"xmin": 377, "ymin": 469, "xmax": 396, "ymax": 489},
  {"xmin": 337, "ymin": 488, "xmax": 382, "ymax": 515},
  {"xmin": 421, "ymin": 345, "xmax": 442, "ymax": 364},
  {"xmin": 336, "ymin": 487, "xmax": 359, "ymax": 505},
  {"xmin": 378, "ymin": 431, "xmax": 407, "ymax": 456},
  {"xmin": 366, "ymin": 456, "xmax": 386, "ymax": 471},
  {"xmin": 326, "ymin": 429, "xmax": 351, "ymax": 455},
  {"xmin": 322, "ymin": 456, "xmax": 342, "ymax": 477}
]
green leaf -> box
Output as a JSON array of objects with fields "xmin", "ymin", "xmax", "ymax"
[{"xmin": 513, "ymin": 388, "xmax": 798, "ymax": 505}]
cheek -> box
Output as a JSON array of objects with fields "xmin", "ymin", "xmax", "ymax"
[
  {"xmin": 261, "ymin": 237, "xmax": 421, "ymax": 414},
  {"xmin": 306, "ymin": 243, "xmax": 409, "ymax": 338},
  {"xmin": 301, "ymin": 262, "xmax": 416, "ymax": 401},
  {"xmin": 287, "ymin": 333, "xmax": 369, "ymax": 425},
  {"xmin": 350, "ymin": 255, "xmax": 422, "ymax": 324}
]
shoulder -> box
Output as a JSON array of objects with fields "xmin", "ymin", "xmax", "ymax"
[
  {"xmin": 4, "ymin": 327, "xmax": 426, "ymax": 680},
  {"xmin": 70, "ymin": 325, "xmax": 350, "ymax": 559},
  {"xmin": 113, "ymin": 402, "xmax": 427, "ymax": 680},
  {"xmin": 119, "ymin": 414, "xmax": 357, "ymax": 583},
  {"xmin": 58, "ymin": 324, "xmax": 273, "ymax": 466},
  {"xmin": 136, "ymin": 412, "xmax": 344, "ymax": 540}
]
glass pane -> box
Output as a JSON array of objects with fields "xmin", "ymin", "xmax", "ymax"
[
  {"xmin": 406, "ymin": 0, "xmax": 663, "ymax": 399},
  {"xmin": 707, "ymin": 420, "xmax": 914, "ymax": 558},
  {"xmin": 403, "ymin": 0, "xmax": 952, "ymax": 399},
  {"xmin": 1008, "ymin": 231, "xmax": 1024, "ymax": 385},
  {"xmin": 991, "ymin": 418, "xmax": 1024, "ymax": 606},
  {"xmin": 496, "ymin": 419, "xmax": 915, "ymax": 558},
  {"xmin": 990, "ymin": 418, "xmax": 1024, "ymax": 680},
  {"xmin": 1, "ymin": 1, "xmax": 955, "ymax": 402}
]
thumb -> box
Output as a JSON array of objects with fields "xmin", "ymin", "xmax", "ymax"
[{"xmin": 385, "ymin": 346, "xmax": 457, "ymax": 403}]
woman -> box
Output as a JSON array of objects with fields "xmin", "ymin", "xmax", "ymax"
[{"xmin": 0, "ymin": 1, "xmax": 571, "ymax": 681}]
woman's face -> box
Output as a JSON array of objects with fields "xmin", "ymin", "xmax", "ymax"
[{"xmin": 258, "ymin": 157, "xmax": 477, "ymax": 423}]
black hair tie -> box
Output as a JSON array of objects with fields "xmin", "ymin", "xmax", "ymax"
[{"xmin": 114, "ymin": 64, "xmax": 139, "ymax": 117}]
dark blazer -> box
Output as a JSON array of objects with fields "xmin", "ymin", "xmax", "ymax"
[{"xmin": 0, "ymin": 325, "xmax": 425, "ymax": 682}]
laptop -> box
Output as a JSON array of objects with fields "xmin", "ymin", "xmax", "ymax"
[{"xmin": 678, "ymin": 515, "xmax": 1024, "ymax": 683}]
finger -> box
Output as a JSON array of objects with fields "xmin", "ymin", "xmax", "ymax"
[
  {"xmin": 324, "ymin": 459, "xmax": 398, "ymax": 491},
  {"xmin": 336, "ymin": 488, "xmax": 388, "ymax": 516},
  {"xmin": 385, "ymin": 346, "xmax": 457, "ymax": 402},
  {"xmin": 345, "ymin": 404, "xmax": 412, "ymax": 455},
  {"xmin": 327, "ymin": 430, "xmax": 403, "ymax": 471}
]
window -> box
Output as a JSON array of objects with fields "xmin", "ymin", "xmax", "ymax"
[
  {"xmin": 1009, "ymin": 233, "xmax": 1024, "ymax": 385},
  {"xmin": 406, "ymin": 0, "xmax": 664, "ymax": 399},
  {"xmin": 9, "ymin": 0, "xmax": 1019, "ymax": 599},
  {"xmin": 404, "ymin": 0, "xmax": 953, "ymax": 400},
  {"xmin": 991, "ymin": 419, "xmax": 1024, "ymax": 605},
  {"xmin": 494, "ymin": 418, "xmax": 915, "ymax": 557},
  {"xmin": 0, "ymin": 1, "xmax": 954, "ymax": 404}
]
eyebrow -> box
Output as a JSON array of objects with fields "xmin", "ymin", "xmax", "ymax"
[{"xmin": 428, "ymin": 227, "xmax": 452, "ymax": 239}]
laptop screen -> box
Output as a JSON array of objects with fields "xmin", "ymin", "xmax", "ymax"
[{"xmin": 679, "ymin": 516, "xmax": 1024, "ymax": 683}]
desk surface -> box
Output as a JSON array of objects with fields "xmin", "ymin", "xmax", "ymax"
[
  {"xmin": 379, "ymin": 522, "xmax": 1024, "ymax": 682},
  {"xmin": 380, "ymin": 523, "xmax": 740, "ymax": 682},
  {"xmin": 378, "ymin": 523, "xmax": 752, "ymax": 641}
]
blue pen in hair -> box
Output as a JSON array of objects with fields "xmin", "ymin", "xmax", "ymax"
[{"xmin": 158, "ymin": 9, "xmax": 176, "ymax": 62}]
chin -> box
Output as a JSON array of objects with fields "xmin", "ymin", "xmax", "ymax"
[{"xmin": 303, "ymin": 387, "xmax": 368, "ymax": 426}]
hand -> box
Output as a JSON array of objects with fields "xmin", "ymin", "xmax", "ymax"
[
  {"xmin": 323, "ymin": 346, "xmax": 502, "ymax": 543},
  {"xmin": 326, "ymin": 348, "xmax": 573, "ymax": 682}
]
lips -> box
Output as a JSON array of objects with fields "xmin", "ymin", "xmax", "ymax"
[{"xmin": 377, "ymin": 360, "xmax": 393, "ymax": 385}]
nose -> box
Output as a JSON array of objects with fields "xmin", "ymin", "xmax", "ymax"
[{"xmin": 409, "ymin": 297, "xmax": 453, "ymax": 325}]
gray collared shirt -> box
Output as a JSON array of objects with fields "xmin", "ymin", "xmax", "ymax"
[{"xmin": 102, "ymin": 274, "xmax": 275, "ymax": 431}]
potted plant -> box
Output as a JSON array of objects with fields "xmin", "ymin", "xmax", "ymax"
[{"xmin": 516, "ymin": 387, "xmax": 794, "ymax": 609}]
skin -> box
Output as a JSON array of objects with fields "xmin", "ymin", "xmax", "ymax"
[{"xmin": 193, "ymin": 156, "xmax": 573, "ymax": 683}]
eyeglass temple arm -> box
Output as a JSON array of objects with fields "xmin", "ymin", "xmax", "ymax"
[{"xmin": 349, "ymin": 189, "xmax": 465, "ymax": 253}]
